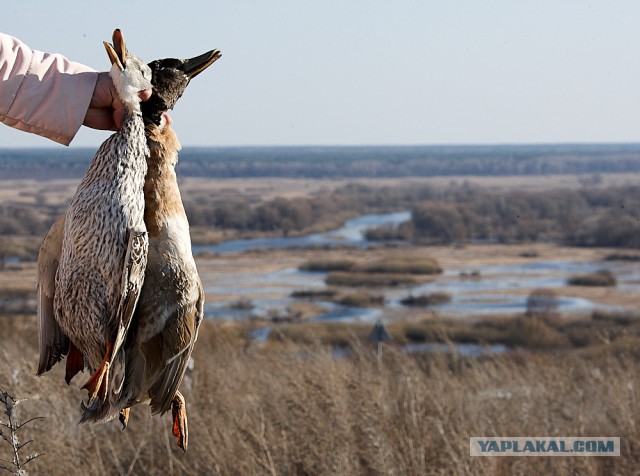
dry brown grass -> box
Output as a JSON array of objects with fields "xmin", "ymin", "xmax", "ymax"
[
  {"xmin": 567, "ymin": 269, "xmax": 617, "ymax": 287},
  {"xmin": 6, "ymin": 174, "xmax": 640, "ymax": 210},
  {"xmin": 1, "ymin": 314, "xmax": 639, "ymax": 474}
]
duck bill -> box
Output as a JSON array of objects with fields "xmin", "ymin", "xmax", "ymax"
[{"xmin": 183, "ymin": 50, "xmax": 221, "ymax": 79}]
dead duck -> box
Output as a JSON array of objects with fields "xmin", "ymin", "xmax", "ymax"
[
  {"xmin": 38, "ymin": 29, "xmax": 151, "ymax": 418},
  {"xmin": 118, "ymin": 49, "xmax": 220, "ymax": 451}
]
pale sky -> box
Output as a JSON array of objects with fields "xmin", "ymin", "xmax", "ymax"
[{"xmin": 2, "ymin": 0, "xmax": 640, "ymax": 148}]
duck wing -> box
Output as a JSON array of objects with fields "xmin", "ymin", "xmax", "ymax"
[
  {"xmin": 36, "ymin": 218, "xmax": 69, "ymax": 375},
  {"xmin": 145, "ymin": 280, "xmax": 204, "ymax": 415},
  {"xmin": 115, "ymin": 230, "xmax": 148, "ymax": 352},
  {"xmin": 80, "ymin": 227, "xmax": 148, "ymax": 421}
]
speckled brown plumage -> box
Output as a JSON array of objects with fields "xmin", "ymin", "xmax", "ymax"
[
  {"xmin": 55, "ymin": 114, "xmax": 148, "ymax": 366},
  {"xmin": 39, "ymin": 30, "xmax": 152, "ymax": 423}
]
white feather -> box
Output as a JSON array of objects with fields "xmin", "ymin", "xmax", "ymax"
[{"xmin": 109, "ymin": 55, "xmax": 152, "ymax": 113}]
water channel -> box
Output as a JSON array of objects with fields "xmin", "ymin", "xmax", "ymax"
[{"xmin": 193, "ymin": 211, "xmax": 412, "ymax": 254}]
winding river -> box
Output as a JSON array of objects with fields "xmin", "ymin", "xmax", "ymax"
[{"xmin": 194, "ymin": 211, "xmax": 411, "ymax": 255}]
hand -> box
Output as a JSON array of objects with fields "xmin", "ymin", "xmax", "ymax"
[{"xmin": 83, "ymin": 72, "xmax": 153, "ymax": 130}]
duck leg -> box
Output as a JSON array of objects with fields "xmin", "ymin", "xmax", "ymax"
[
  {"xmin": 82, "ymin": 341, "xmax": 113, "ymax": 403},
  {"xmin": 119, "ymin": 408, "xmax": 130, "ymax": 429},
  {"xmin": 171, "ymin": 391, "xmax": 188, "ymax": 452},
  {"xmin": 65, "ymin": 342, "xmax": 85, "ymax": 385}
]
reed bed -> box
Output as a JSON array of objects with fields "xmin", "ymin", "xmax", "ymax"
[{"xmin": 0, "ymin": 314, "xmax": 639, "ymax": 475}]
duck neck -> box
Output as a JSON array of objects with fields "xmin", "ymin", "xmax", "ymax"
[{"xmin": 143, "ymin": 126, "xmax": 185, "ymax": 237}]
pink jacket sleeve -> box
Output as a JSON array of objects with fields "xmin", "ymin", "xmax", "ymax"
[{"xmin": 0, "ymin": 33, "xmax": 99, "ymax": 145}]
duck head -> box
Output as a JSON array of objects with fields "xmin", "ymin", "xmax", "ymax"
[
  {"xmin": 141, "ymin": 49, "xmax": 221, "ymax": 129},
  {"xmin": 103, "ymin": 29, "xmax": 152, "ymax": 114}
]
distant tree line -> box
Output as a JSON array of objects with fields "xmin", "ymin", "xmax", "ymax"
[
  {"xmin": 4, "ymin": 181, "xmax": 640, "ymax": 266},
  {"xmin": 0, "ymin": 204, "xmax": 57, "ymax": 235},
  {"xmin": 186, "ymin": 182, "xmax": 640, "ymax": 249},
  {"xmin": 409, "ymin": 185, "xmax": 640, "ymax": 248},
  {"xmin": 185, "ymin": 194, "xmax": 356, "ymax": 235},
  {"xmin": 4, "ymin": 144, "xmax": 640, "ymax": 179}
]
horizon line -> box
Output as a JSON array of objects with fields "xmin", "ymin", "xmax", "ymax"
[{"xmin": 3, "ymin": 141, "xmax": 640, "ymax": 151}]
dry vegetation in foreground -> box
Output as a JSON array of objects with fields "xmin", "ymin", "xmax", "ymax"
[
  {"xmin": 1, "ymin": 314, "xmax": 640, "ymax": 474},
  {"xmin": 270, "ymin": 309, "xmax": 640, "ymax": 351}
]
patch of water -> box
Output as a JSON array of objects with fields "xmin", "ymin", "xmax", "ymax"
[
  {"xmin": 194, "ymin": 211, "xmax": 411, "ymax": 255},
  {"xmin": 401, "ymin": 342, "xmax": 508, "ymax": 356},
  {"xmin": 206, "ymin": 258, "xmax": 637, "ymax": 322},
  {"xmin": 196, "ymin": 210, "xmax": 640, "ymax": 322},
  {"xmin": 310, "ymin": 305, "xmax": 383, "ymax": 323},
  {"xmin": 249, "ymin": 327, "xmax": 272, "ymax": 342},
  {"xmin": 388, "ymin": 260, "xmax": 637, "ymax": 316},
  {"xmin": 419, "ymin": 294, "xmax": 609, "ymax": 317},
  {"xmin": 207, "ymin": 298, "xmax": 384, "ymax": 324},
  {"xmin": 206, "ymin": 297, "xmax": 293, "ymax": 320},
  {"xmin": 329, "ymin": 342, "xmax": 509, "ymax": 359}
]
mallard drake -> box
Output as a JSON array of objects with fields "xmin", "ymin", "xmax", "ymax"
[{"xmin": 120, "ymin": 49, "xmax": 220, "ymax": 451}]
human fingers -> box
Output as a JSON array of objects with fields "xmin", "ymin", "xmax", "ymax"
[
  {"xmin": 83, "ymin": 107, "xmax": 117, "ymax": 131},
  {"xmin": 139, "ymin": 89, "xmax": 152, "ymax": 101}
]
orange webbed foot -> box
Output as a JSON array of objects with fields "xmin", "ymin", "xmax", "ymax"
[
  {"xmin": 171, "ymin": 392, "xmax": 188, "ymax": 452},
  {"xmin": 82, "ymin": 342, "xmax": 113, "ymax": 403},
  {"xmin": 119, "ymin": 408, "xmax": 130, "ymax": 429}
]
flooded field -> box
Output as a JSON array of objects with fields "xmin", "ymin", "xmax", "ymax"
[
  {"xmin": 3, "ymin": 204, "xmax": 639, "ymax": 328},
  {"xmin": 194, "ymin": 210, "xmax": 640, "ymax": 324}
]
